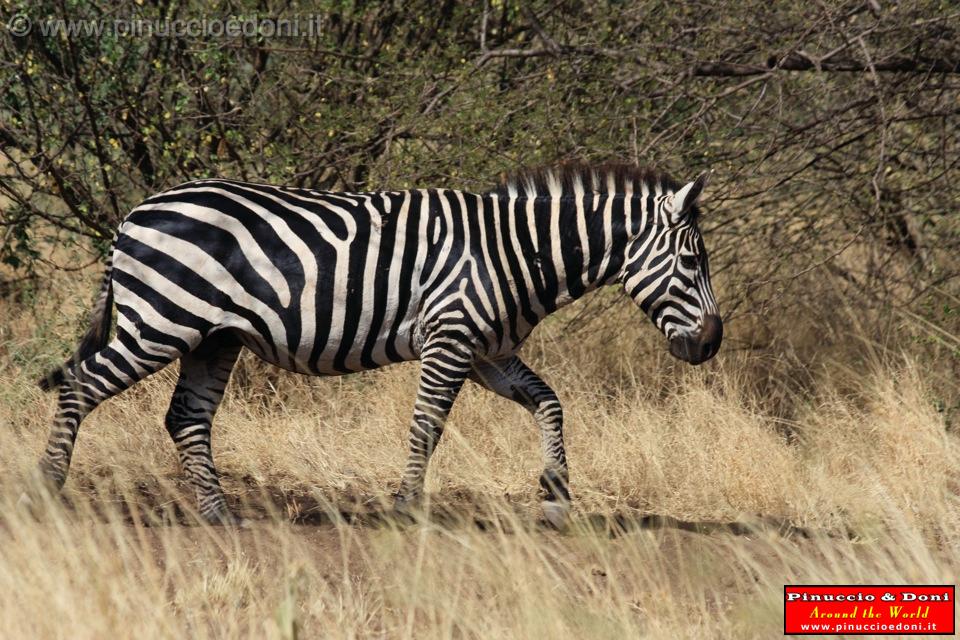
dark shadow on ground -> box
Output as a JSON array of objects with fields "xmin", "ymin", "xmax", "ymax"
[
  {"xmin": 43, "ymin": 477, "xmax": 825, "ymax": 540},
  {"xmin": 238, "ymin": 486, "xmax": 819, "ymax": 540}
]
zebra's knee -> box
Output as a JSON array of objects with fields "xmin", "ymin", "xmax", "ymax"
[
  {"xmin": 164, "ymin": 390, "xmax": 203, "ymax": 436},
  {"xmin": 409, "ymin": 414, "xmax": 444, "ymax": 452},
  {"xmin": 163, "ymin": 406, "xmax": 183, "ymax": 435}
]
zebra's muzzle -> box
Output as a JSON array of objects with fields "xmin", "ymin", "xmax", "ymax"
[{"xmin": 668, "ymin": 314, "xmax": 723, "ymax": 365}]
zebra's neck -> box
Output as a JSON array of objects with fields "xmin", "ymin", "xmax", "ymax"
[{"xmin": 489, "ymin": 191, "xmax": 640, "ymax": 319}]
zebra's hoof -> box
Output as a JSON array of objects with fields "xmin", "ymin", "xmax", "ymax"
[
  {"xmin": 542, "ymin": 500, "xmax": 570, "ymax": 530},
  {"xmin": 202, "ymin": 510, "xmax": 249, "ymax": 528},
  {"xmin": 16, "ymin": 491, "xmax": 36, "ymax": 513},
  {"xmin": 392, "ymin": 493, "xmax": 422, "ymax": 522},
  {"xmin": 15, "ymin": 488, "xmax": 57, "ymax": 521},
  {"xmin": 17, "ymin": 470, "xmax": 57, "ymax": 518}
]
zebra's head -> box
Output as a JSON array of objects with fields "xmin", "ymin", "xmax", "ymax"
[{"xmin": 620, "ymin": 172, "xmax": 722, "ymax": 365}]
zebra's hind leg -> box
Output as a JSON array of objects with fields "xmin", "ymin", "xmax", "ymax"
[
  {"xmin": 164, "ymin": 333, "xmax": 242, "ymax": 525},
  {"xmin": 29, "ymin": 331, "xmax": 181, "ymax": 504},
  {"xmin": 471, "ymin": 357, "xmax": 570, "ymax": 529}
]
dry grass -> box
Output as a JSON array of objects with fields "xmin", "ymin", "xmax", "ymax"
[{"xmin": 1, "ymin": 270, "xmax": 958, "ymax": 639}]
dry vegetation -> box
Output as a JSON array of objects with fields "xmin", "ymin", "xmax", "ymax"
[
  {"xmin": 1, "ymin": 263, "xmax": 958, "ymax": 639},
  {"xmin": 1, "ymin": 1, "xmax": 959, "ymax": 637}
]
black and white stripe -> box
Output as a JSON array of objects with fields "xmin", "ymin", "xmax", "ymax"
[{"xmin": 33, "ymin": 162, "xmax": 722, "ymax": 525}]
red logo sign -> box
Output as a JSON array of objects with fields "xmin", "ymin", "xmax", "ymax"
[{"xmin": 784, "ymin": 585, "xmax": 955, "ymax": 635}]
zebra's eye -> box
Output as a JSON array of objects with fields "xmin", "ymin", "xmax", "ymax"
[{"xmin": 679, "ymin": 254, "xmax": 698, "ymax": 270}]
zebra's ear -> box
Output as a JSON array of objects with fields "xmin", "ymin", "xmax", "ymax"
[{"xmin": 667, "ymin": 172, "xmax": 709, "ymax": 221}]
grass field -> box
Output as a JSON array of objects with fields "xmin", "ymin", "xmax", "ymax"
[{"xmin": 1, "ymin": 269, "xmax": 958, "ymax": 639}]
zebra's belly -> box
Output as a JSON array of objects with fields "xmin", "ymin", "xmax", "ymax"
[
  {"xmin": 226, "ymin": 311, "xmax": 422, "ymax": 376},
  {"xmin": 231, "ymin": 311, "xmax": 523, "ymax": 374}
]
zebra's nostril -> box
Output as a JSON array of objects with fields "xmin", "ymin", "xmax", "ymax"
[{"xmin": 699, "ymin": 315, "xmax": 723, "ymax": 354}]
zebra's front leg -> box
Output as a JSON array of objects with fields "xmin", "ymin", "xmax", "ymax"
[
  {"xmin": 471, "ymin": 357, "xmax": 570, "ymax": 528},
  {"xmin": 394, "ymin": 339, "xmax": 473, "ymax": 512}
]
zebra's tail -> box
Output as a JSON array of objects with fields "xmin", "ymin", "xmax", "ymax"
[{"xmin": 38, "ymin": 241, "xmax": 116, "ymax": 392}]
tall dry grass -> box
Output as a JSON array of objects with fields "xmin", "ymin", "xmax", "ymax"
[{"xmin": 0, "ymin": 268, "xmax": 958, "ymax": 638}]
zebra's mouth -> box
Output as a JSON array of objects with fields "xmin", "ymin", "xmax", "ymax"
[{"xmin": 668, "ymin": 314, "xmax": 723, "ymax": 365}]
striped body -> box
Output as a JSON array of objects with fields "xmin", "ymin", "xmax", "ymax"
[
  {"xmin": 119, "ymin": 180, "xmax": 661, "ymax": 373},
  {"xmin": 32, "ymin": 164, "xmax": 722, "ymax": 525}
]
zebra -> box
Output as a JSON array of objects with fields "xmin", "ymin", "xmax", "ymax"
[{"xmin": 28, "ymin": 162, "xmax": 722, "ymax": 527}]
